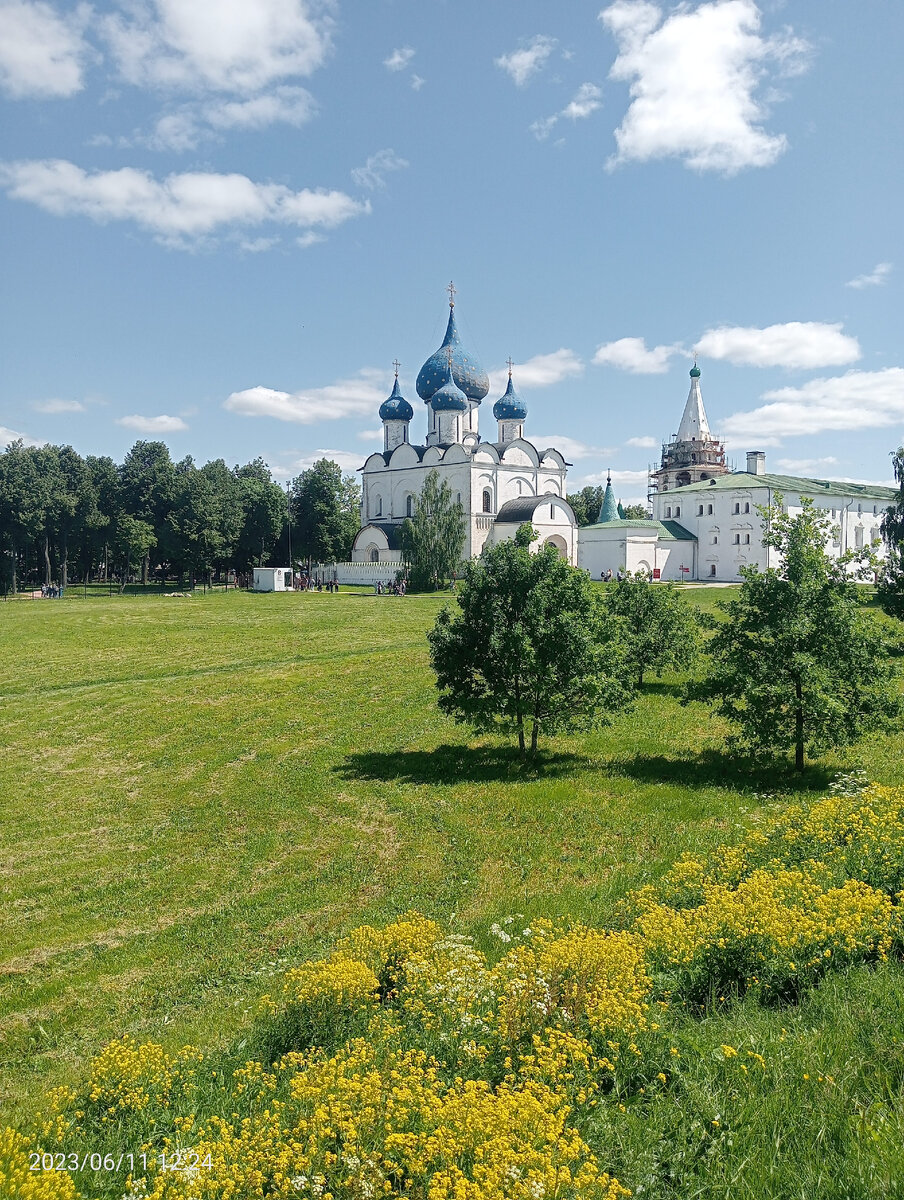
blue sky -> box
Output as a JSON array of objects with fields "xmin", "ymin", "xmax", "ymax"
[{"xmin": 1, "ymin": 0, "xmax": 902, "ymax": 503}]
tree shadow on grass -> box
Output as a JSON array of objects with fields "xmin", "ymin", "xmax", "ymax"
[
  {"xmin": 335, "ymin": 743, "xmax": 586, "ymax": 785},
  {"xmin": 606, "ymin": 749, "xmax": 834, "ymax": 795}
]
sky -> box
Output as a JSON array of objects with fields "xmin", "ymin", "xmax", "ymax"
[{"xmin": 1, "ymin": 0, "xmax": 902, "ymax": 505}]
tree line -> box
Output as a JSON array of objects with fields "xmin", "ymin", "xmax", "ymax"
[{"xmin": 0, "ymin": 440, "xmax": 360, "ymax": 594}]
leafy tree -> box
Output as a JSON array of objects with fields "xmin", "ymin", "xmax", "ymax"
[
  {"xmin": 112, "ymin": 514, "xmax": 156, "ymax": 589},
  {"xmin": 234, "ymin": 458, "xmax": 286, "ymax": 570},
  {"xmin": 50, "ymin": 445, "xmax": 92, "ymax": 586},
  {"xmin": 118, "ymin": 441, "xmax": 175, "ymax": 582},
  {"xmin": 695, "ymin": 496, "xmax": 901, "ymax": 771},
  {"xmin": 84, "ymin": 455, "xmax": 120, "ymax": 581},
  {"xmin": 621, "ymin": 503, "xmax": 651, "ymax": 520},
  {"xmin": 566, "ymin": 485, "xmax": 605, "ymax": 527},
  {"xmin": 400, "ymin": 470, "xmax": 465, "ymax": 591},
  {"xmin": 605, "ymin": 571, "xmax": 701, "ymax": 686},
  {"xmin": 428, "ymin": 524, "xmax": 634, "ymax": 754},
  {"xmin": 877, "ymin": 444, "xmax": 904, "ymax": 618},
  {"xmin": 292, "ymin": 459, "xmax": 360, "ymax": 565},
  {"xmin": 0, "ymin": 442, "xmax": 49, "ymax": 593}
]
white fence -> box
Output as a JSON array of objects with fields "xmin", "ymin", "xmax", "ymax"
[{"xmin": 311, "ymin": 561, "xmax": 403, "ymax": 586}]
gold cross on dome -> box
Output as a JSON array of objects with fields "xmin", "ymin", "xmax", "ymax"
[
  {"xmin": 447, "ymin": 280, "xmax": 456, "ymax": 307},
  {"xmin": 506, "ymin": 357, "xmax": 514, "ymax": 377},
  {"xmin": 392, "ymin": 359, "xmax": 401, "ymax": 378}
]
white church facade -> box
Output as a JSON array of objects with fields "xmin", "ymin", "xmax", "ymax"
[
  {"xmin": 350, "ymin": 293, "xmax": 578, "ymax": 572},
  {"xmin": 578, "ymin": 365, "xmax": 895, "ymax": 582},
  {"xmin": 340, "ymin": 290, "xmax": 893, "ymax": 586}
]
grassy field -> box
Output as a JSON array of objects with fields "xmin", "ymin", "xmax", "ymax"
[{"xmin": 2, "ymin": 586, "xmax": 904, "ymax": 1191}]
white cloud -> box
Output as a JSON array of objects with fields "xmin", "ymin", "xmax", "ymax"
[
  {"xmin": 775, "ymin": 456, "xmax": 838, "ymax": 474},
  {"xmin": 0, "ymin": 423, "xmax": 43, "ymax": 447},
  {"xmin": 720, "ymin": 368, "xmax": 904, "ymax": 446},
  {"xmin": 696, "ymin": 321, "xmax": 860, "ymax": 369},
  {"xmin": 225, "ymin": 368, "xmax": 389, "ymax": 425},
  {"xmin": 102, "ymin": 0, "xmax": 332, "ymax": 93},
  {"xmin": 495, "ymin": 34, "xmax": 557, "ymax": 86},
  {"xmin": 149, "ymin": 86, "xmax": 317, "ymax": 150},
  {"xmin": 116, "ymin": 413, "xmax": 188, "ymax": 433},
  {"xmin": 350, "ymin": 149, "xmax": 408, "ymax": 191},
  {"xmin": 562, "ymin": 82, "xmax": 603, "ymax": 119},
  {"xmin": 531, "ymin": 81, "xmax": 602, "ymax": 139},
  {"xmin": 296, "ymin": 231, "xmax": 324, "ymax": 249},
  {"xmin": 33, "ymin": 398, "xmax": 85, "ymax": 413},
  {"xmin": 593, "ymin": 336, "xmax": 681, "ymax": 373},
  {"xmin": 0, "ymin": 159, "xmax": 368, "ymax": 247},
  {"xmin": 357, "ymin": 427, "xmax": 383, "ymax": 442},
  {"xmin": 383, "ymin": 46, "xmax": 415, "ymax": 72},
  {"xmin": 488, "ymin": 349, "xmax": 584, "ymax": 395},
  {"xmin": 573, "ymin": 466, "xmax": 651, "ymax": 494},
  {"xmin": 846, "ymin": 262, "xmax": 893, "ymax": 290},
  {"xmin": 626, "ymin": 435, "xmax": 657, "ymax": 448},
  {"xmin": 0, "ymin": 0, "xmax": 91, "ymax": 99},
  {"xmin": 530, "ymin": 435, "xmax": 612, "ymax": 459},
  {"xmin": 410, "ymin": 74, "xmax": 424, "ymax": 91},
  {"xmin": 601, "ymin": 0, "xmax": 810, "ymax": 173},
  {"xmin": 239, "ymin": 236, "xmax": 280, "ymax": 253}
]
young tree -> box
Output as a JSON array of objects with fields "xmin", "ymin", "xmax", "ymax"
[
  {"xmin": 877, "ymin": 443, "xmax": 904, "ymax": 617},
  {"xmin": 234, "ymin": 458, "xmax": 286, "ymax": 570},
  {"xmin": 696, "ymin": 497, "xmax": 901, "ymax": 771},
  {"xmin": 621, "ymin": 504, "xmax": 651, "ymax": 520},
  {"xmin": 605, "ymin": 572, "xmax": 701, "ymax": 686},
  {"xmin": 400, "ymin": 470, "xmax": 465, "ymax": 591},
  {"xmin": 113, "ymin": 515, "xmax": 156, "ymax": 589},
  {"xmin": 428, "ymin": 524, "xmax": 634, "ymax": 754},
  {"xmin": 292, "ymin": 459, "xmax": 360, "ymax": 565},
  {"xmin": 118, "ymin": 441, "xmax": 175, "ymax": 582}
]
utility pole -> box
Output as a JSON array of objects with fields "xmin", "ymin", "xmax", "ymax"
[{"xmin": 286, "ymin": 481, "xmax": 293, "ymax": 578}]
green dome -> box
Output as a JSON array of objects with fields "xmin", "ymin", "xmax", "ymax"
[{"xmin": 689, "ymin": 364, "xmax": 701, "ymax": 378}]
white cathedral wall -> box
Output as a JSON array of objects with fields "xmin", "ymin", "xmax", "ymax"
[{"xmin": 653, "ymin": 480, "xmax": 888, "ymax": 581}]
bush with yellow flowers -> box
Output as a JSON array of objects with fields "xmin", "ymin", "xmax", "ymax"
[{"xmin": 15, "ymin": 784, "xmax": 904, "ymax": 1199}]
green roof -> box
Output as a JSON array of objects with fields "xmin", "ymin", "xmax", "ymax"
[
  {"xmin": 662, "ymin": 470, "xmax": 896, "ymax": 501},
  {"xmin": 597, "ymin": 479, "xmax": 620, "ymax": 523},
  {"xmin": 583, "ymin": 518, "xmax": 696, "ymax": 542}
]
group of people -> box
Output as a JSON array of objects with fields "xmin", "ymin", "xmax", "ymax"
[
  {"xmin": 40, "ymin": 583, "xmax": 64, "ymax": 598},
  {"xmin": 295, "ymin": 575, "xmax": 339, "ymax": 592},
  {"xmin": 373, "ymin": 578, "xmax": 407, "ymax": 595}
]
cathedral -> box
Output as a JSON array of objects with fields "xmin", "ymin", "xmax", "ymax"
[
  {"xmin": 344, "ymin": 287, "xmax": 895, "ymax": 586},
  {"xmin": 350, "ymin": 289, "xmax": 578, "ymax": 567}
]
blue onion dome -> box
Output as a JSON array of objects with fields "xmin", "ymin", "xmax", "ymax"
[
  {"xmin": 493, "ymin": 373, "xmax": 527, "ymax": 421},
  {"xmin": 689, "ymin": 363, "xmax": 701, "ymax": 378},
  {"xmin": 379, "ymin": 376, "xmax": 413, "ymax": 421},
  {"xmin": 416, "ymin": 306, "xmax": 490, "ymax": 402},
  {"xmin": 430, "ymin": 361, "xmax": 469, "ymax": 412}
]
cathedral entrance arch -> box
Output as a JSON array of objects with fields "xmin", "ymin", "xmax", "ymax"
[{"xmin": 545, "ymin": 535, "xmax": 568, "ymax": 558}]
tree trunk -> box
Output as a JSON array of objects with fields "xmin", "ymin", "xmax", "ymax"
[
  {"xmin": 637, "ymin": 668, "xmax": 644, "ymax": 688},
  {"xmin": 794, "ymin": 677, "xmax": 804, "ymax": 772},
  {"xmin": 43, "ymin": 536, "xmax": 52, "ymax": 586},
  {"xmin": 530, "ymin": 719, "xmax": 539, "ymax": 755},
  {"xmin": 61, "ymin": 535, "xmax": 68, "ymax": 587},
  {"xmin": 142, "ymin": 552, "xmax": 149, "ymax": 586}
]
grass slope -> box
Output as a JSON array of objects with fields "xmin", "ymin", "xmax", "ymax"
[{"xmin": 2, "ymin": 586, "xmax": 903, "ymax": 1137}]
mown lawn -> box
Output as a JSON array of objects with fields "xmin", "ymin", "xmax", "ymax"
[{"xmin": 2, "ymin": 584, "xmax": 903, "ymax": 1130}]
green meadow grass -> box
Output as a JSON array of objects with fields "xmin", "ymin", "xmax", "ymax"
[{"xmin": 3, "ymin": 584, "xmax": 904, "ymax": 1161}]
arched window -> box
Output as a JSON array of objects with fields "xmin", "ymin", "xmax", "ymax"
[
  {"xmin": 550, "ymin": 503, "xmax": 555, "ymax": 519},
  {"xmin": 733, "ymin": 503, "xmax": 740, "ymax": 514},
  {"xmin": 744, "ymin": 502, "xmax": 750, "ymax": 513},
  {"xmin": 369, "ymin": 548, "xmax": 379, "ymax": 563},
  {"xmin": 666, "ymin": 506, "xmax": 672, "ymax": 517},
  {"xmin": 675, "ymin": 506, "xmax": 681, "ymax": 517},
  {"xmin": 482, "ymin": 488, "xmax": 492, "ymax": 513},
  {"xmin": 710, "ymin": 564, "xmax": 717, "ymax": 577},
  {"xmin": 744, "ymin": 534, "xmax": 750, "ymax": 544},
  {"xmin": 707, "ymin": 504, "xmax": 713, "ymax": 515},
  {"xmin": 374, "ymin": 496, "xmax": 382, "ymax": 518},
  {"xmin": 697, "ymin": 504, "xmax": 704, "ymax": 516},
  {"xmin": 406, "ymin": 494, "xmax": 414, "ymax": 517}
]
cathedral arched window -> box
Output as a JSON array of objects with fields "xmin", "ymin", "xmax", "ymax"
[
  {"xmin": 374, "ymin": 496, "xmax": 382, "ymax": 518},
  {"xmin": 406, "ymin": 495, "xmax": 414, "ymax": 517},
  {"xmin": 674, "ymin": 506, "xmax": 681, "ymax": 517},
  {"xmin": 697, "ymin": 504, "xmax": 704, "ymax": 516},
  {"xmin": 744, "ymin": 502, "xmax": 750, "ymax": 513},
  {"xmin": 482, "ymin": 488, "xmax": 492, "ymax": 513},
  {"xmin": 710, "ymin": 564, "xmax": 717, "ymax": 577}
]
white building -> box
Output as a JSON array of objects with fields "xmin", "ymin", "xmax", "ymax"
[
  {"xmin": 350, "ymin": 294, "xmax": 577, "ymax": 570},
  {"xmin": 252, "ymin": 566, "xmax": 293, "ymax": 591},
  {"xmin": 578, "ymin": 366, "xmax": 895, "ymax": 583}
]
